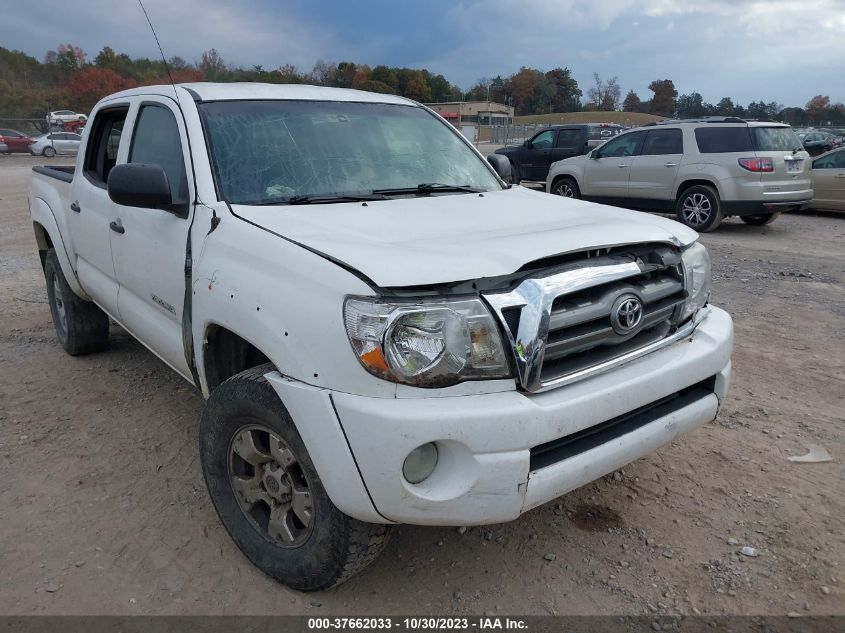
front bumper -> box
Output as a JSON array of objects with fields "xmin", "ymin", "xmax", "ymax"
[{"xmin": 331, "ymin": 306, "xmax": 733, "ymax": 525}]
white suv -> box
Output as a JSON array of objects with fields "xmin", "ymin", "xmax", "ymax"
[{"xmin": 546, "ymin": 118, "xmax": 812, "ymax": 231}]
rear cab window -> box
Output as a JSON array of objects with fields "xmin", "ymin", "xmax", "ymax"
[{"xmin": 694, "ymin": 127, "xmax": 753, "ymax": 153}]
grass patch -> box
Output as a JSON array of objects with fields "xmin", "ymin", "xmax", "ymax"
[{"xmin": 513, "ymin": 111, "xmax": 665, "ymax": 126}]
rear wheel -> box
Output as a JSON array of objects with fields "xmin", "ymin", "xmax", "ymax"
[
  {"xmin": 42, "ymin": 146, "xmax": 56, "ymax": 157},
  {"xmin": 675, "ymin": 185, "xmax": 722, "ymax": 232},
  {"xmin": 44, "ymin": 249, "xmax": 109, "ymax": 355},
  {"xmin": 552, "ymin": 177, "xmax": 580, "ymax": 199},
  {"xmin": 741, "ymin": 212, "xmax": 780, "ymax": 226},
  {"xmin": 199, "ymin": 364, "xmax": 392, "ymax": 591}
]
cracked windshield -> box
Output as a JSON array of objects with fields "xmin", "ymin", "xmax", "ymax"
[{"xmin": 200, "ymin": 100, "xmax": 502, "ymax": 204}]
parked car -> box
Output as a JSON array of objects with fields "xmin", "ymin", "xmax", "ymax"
[
  {"xmin": 47, "ymin": 110, "xmax": 88, "ymax": 125},
  {"xmin": 801, "ymin": 131, "xmax": 837, "ymax": 156},
  {"xmin": 0, "ymin": 128, "xmax": 35, "ymax": 153},
  {"xmin": 810, "ymin": 147, "xmax": 845, "ymax": 211},
  {"xmin": 495, "ymin": 124, "xmax": 622, "ymax": 182},
  {"xmin": 546, "ymin": 117, "xmax": 811, "ymax": 231},
  {"xmin": 30, "ymin": 132, "xmax": 82, "ymax": 157},
  {"xmin": 30, "ymin": 82, "xmax": 733, "ymax": 591}
]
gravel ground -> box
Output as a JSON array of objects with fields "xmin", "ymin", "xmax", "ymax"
[{"xmin": 0, "ymin": 154, "xmax": 843, "ymax": 616}]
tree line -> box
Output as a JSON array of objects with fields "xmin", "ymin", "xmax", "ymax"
[{"xmin": 1, "ymin": 44, "xmax": 843, "ymax": 127}]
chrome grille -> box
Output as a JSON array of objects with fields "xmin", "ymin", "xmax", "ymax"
[{"xmin": 484, "ymin": 245, "xmax": 689, "ymax": 393}]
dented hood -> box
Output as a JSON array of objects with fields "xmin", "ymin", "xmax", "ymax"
[{"xmin": 232, "ymin": 186, "xmax": 698, "ymax": 288}]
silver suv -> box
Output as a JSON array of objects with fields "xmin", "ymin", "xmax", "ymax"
[{"xmin": 545, "ymin": 118, "xmax": 812, "ymax": 231}]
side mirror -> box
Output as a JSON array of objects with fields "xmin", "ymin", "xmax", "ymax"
[
  {"xmin": 523, "ymin": 140, "xmax": 532, "ymax": 148},
  {"xmin": 107, "ymin": 163, "xmax": 173, "ymax": 210},
  {"xmin": 486, "ymin": 154, "xmax": 512, "ymax": 183},
  {"xmin": 589, "ymin": 149, "xmax": 600, "ymax": 160}
]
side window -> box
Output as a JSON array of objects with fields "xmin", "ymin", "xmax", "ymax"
[
  {"xmin": 642, "ymin": 129, "xmax": 683, "ymax": 155},
  {"xmin": 598, "ymin": 131, "xmax": 645, "ymax": 158},
  {"xmin": 555, "ymin": 129, "xmax": 581, "ymax": 148},
  {"xmin": 694, "ymin": 127, "xmax": 753, "ymax": 153},
  {"xmin": 531, "ymin": 130, "xmax": 555, "ymax": 149},
  {"xmin": 814, "ymin": 150, "xmax": 845, "ymax": 169},
  {"xmin": 84, "ymin": 107, "xmax": 129, "ymax": 185},
  {"xmin": 129, "ymin": 104, "xmax": 189, "ymax": 208}
]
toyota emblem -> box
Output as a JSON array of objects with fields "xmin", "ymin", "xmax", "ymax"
[{"xmin": 611, "ymin": 294, "xmax": 644, "ymax": 335}]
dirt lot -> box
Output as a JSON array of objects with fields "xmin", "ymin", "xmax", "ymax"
[{"xmin": 1, "ymin": 154, "xmax": 843, "ymax": 616}]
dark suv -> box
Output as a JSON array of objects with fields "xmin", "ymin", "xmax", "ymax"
[{"xmin": 495, "ymin": 124, "xmax": 621, "ymax": 182}]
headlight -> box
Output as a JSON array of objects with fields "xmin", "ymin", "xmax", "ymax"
[
  {"xmin": 344, "ymin": 297, "xmax": 511, "ymax": 387},
  {"xmin": 681, "ymin": 242, "xmax": 711, "ymax": 321}
]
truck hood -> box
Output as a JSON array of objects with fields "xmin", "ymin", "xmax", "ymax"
[{"xmin": 232, "ymin": 186, "xmax": 698, "ymax": 288}]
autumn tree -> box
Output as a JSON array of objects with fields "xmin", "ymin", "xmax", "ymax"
[
  {"xmin": 648, "ymin": 79, "xmax": 677, "ymax": 117},
  {"xmin": 63, "ymin": 66, "xmax": 136, "ymax": 111},
  {"xmin": 806, "ymin": 95, "xmax": 830, "ymax": 123},
  {"xmin": 622, "ymin": 90, "xmax": 641, "ymax": 112},
  {"xmin": 45, "ymin": 43, "xmax": 86, "ymax": 73}
]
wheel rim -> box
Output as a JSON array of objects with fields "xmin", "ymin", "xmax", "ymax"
[
  {"xmin": 555, "ymin": 183, "xmax": 575, "ymax": 197},
  {"xmin": 228, "ymin": 425, "xmax": 314, "ymax": 547},
  {"xmin": 44, "ymin": 147, "xmax": 55, "ymax": 157},
  {"xmin": 51, "ymin": 272, "xmax": 68, "ymax": 337},
  {"xmin": 681, "ymin": 193, "xmax": 712, "ymax": 226}
]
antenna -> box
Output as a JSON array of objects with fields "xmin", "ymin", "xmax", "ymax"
[{"xmin": 137, "ymin": 0, "xmax": 180, "ymax": 103}]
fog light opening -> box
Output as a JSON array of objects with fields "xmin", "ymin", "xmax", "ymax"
[{"xmin": 402, "ymin": 442, "xmax": 439, "ymax": 484}]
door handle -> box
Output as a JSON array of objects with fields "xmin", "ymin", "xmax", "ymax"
[
  {"xmin": 70, "ymin": 201, "xmax": 81, "ymax": 213},
  {"xmin": 664, "ymin": 162, "xmax": 678, "ymax": 167},
  {"xmin": 836, "ymin": 173, "xmax": 845, "ymax": 179},
  {"xmin": 617, "ymin": 164, "xmax": 628, "ymax": 168},
  {"xmin": 109, "ymin": 219, "xmax": 125, "ymax": 234}
]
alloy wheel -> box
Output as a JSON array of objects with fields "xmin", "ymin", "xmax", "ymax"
[
  {"xmin": 228, "ymin": 425, "xmax": 314, "ymax": 547},
  {"xmin": 681, "ymin": 193, "xmax": 712, "ymax": 226}
]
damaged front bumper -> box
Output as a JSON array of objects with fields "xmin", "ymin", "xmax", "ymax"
[{"xmin": 327, "ymin": 306, "xmax": 733, "ymax": 525}]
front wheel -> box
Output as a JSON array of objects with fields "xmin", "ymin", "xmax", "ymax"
[
  {"xmin": 199, "ymin": 364, "xmax": 391, "ymax": 591},
  {"xmin": 741, "ymin": 212, "xmax": 780, "ymax": 226},
  {"xmin": 675, "ymin": 185, "xmax": 722, "ymax": 232},
  {"xmin": 552, "ymin": 177, "xmax": 581, "ymax": 199}
]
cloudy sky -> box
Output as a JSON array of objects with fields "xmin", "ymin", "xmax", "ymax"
[{"xmin": 4, "ymin": 0, "xmax": 844, "ymax": 107}]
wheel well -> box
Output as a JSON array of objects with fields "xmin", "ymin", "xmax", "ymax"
[
  {"xmin": 203, "ymin": 325, "xmax": 271, "ymax": 392},
  {"xmin": 675, "ymin": 179, "xmax": 720, "ymax": 201},
  {"xmin": 33, "ymin": 222, "xmax": 54, "ymax": 269}
]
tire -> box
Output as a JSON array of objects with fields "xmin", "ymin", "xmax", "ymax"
[
  {"xmin": 741, "ymin": 212, "xmax": 780, "ymax": 226},
  {"xmin": 509, "ymin": 161, "xmax": 521, "ymax": 185},
  {"xmin": 675, "ymin": 185, "xmax": 722, "ymax": 232},
  {"xmin": 552, "ymin": 177, "xmax": 581, "ymax": 199},
  {"xmin": 42, "ymin": 146, "xmax": 56, "ymax": 157},
  {"xmin": 44, "ymin": 249, "xmax": 109, "ymax": 355},
  {"xmin": 199, "ymin": 364, "xmax": 392, "ymax": 591}
]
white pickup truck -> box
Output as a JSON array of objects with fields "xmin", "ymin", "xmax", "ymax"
[{"xmin": 29, "ymin": 83, "xmax": 733, "ymax": 591}]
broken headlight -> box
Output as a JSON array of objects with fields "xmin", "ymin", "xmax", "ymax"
[
  {"xmin": 681, "ymin": 241, "xmax": 711, "ymax": 321},
  {"xmin": 344, "ymin": 297, "xmax": 511, "ymax": 387}
]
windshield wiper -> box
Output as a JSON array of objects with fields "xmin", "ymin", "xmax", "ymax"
[
  {"xmin": 252, "ymin": 193, "xmax": 387, "ymax": 205},
  {"xmin": 373, "ymin": 183, "xmax": 485, "ymax": 196}
]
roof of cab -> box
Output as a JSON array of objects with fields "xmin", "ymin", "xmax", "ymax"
[{"xmin": 100, "ymin": 82, "xmax": 418, "ymax": 106}]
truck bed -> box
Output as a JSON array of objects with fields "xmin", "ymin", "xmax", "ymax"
[{"xmin": 32, "ymin": 165, "xmax": 75, "ymax": 183}]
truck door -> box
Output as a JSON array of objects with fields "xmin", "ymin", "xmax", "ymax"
[
  {"xmin": 520, "ymin": 129, "xmax": 555, "ymax": 180},
  {"xmin": 627, "ymin": 128, "xmax": 684, "ymax": 203},
  {"xmin": 67, "ymin": 105, "xmax": 130, "ymax": 317},
  {"xmin": 547, "ymin": 128, "xmax": 584, "ymax": 171},
  {"xmin": 109, "ymin": 99, "xmax": 195, "ymax": 379}
]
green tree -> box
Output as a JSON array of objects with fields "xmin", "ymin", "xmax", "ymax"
[
  {"xmin": 647, "ymin": 79, "xmax": 677, "ymax": 117},
  {"xmin": 622, "ymin": 90, "xmax": 641, "ymax": 113}
]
